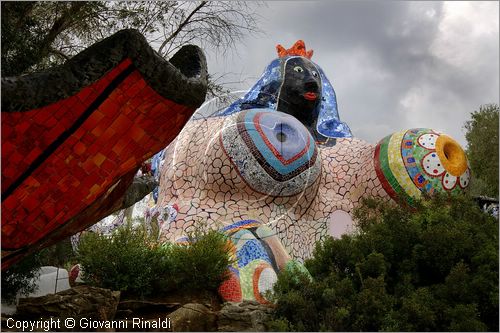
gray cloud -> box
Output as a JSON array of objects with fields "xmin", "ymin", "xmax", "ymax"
[{"xmin": 205, "ymin": 1, "xmax": 499, "ymax": 146}]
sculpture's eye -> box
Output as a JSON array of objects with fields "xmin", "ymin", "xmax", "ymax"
[
  {"xmin": 220, "ymin": 109, "xmax": 321, "ymax": 197},
  {"xmin": 312, "ymin": 71, "xmax": 318, "ymax": 78},
  {"xmin": 293, "ymin": 66, "xmax": 304, "ymax": 73}
]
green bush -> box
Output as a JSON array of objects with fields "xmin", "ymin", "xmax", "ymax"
[
  {"xmin": 38, "ymin": 237, "xmax": 76, "ymax": 268},
  {"xmin": 1, "ymin": 252, "xmax": 42, "ymax": 304},
  {"xmin": 76, "ymin": 224, "xmax": 167, "ymax": 297},
  {"xmin": 76, "ymin": 222, "xmax": 232, "ymax": 298},
  {"xmin": 169, "ymin": 226, "xmax": 234, "ymax": 291},
  {"xmin": 270, "ymin": 194, "xmax": 499, "ymax": 331}
]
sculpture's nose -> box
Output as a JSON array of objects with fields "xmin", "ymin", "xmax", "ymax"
[{"xmin": 435, "ymin": 135, "xmax": 468, "ymax": 176}]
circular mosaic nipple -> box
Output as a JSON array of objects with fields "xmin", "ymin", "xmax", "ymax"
[{"xmin": 220, "ymin": 109, "xmax": 321, "ymax": 196}]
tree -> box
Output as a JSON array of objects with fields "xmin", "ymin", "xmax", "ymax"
[
  {"xmin": 1, "ymin": 252, "xmax": 42, "ymax": 304},
  {"xmin": 269, "ymin": 195, "xmax": 499, "ymax": 331},
  {"xmin": 1, "ymin": 1, "xmax": 261, "ymax": 96},
  {"xmin": 464, "ymin": 104, "xmax": 499, "ymax": 198}
]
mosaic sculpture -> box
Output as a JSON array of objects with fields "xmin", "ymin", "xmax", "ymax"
[
  {"xmin": 1, "ymin": 29, "xmax": 208, "ymax": 269},
  {"xmin": 152, "ymin": 40, "xmax": 471, "ymax": 303}
]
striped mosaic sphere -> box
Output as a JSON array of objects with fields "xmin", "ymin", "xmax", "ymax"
[
  {"xmin": 220, "ymin": 109, "xmax": 321, "ymax": 196},
  {"xmin": 374, "ymin": 128, "xmax": 470, "ymax": 206}
]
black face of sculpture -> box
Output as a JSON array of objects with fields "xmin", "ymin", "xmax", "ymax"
[{"xmin": 277, "ymin": 57, "xmax": 322, "ymax": 128}]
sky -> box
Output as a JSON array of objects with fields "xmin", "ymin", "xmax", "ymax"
[{"xmin": 204, "ymin": 1, "xmax": 499, "ymax": 146}]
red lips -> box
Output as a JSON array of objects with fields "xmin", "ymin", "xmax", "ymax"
[{"xmin": 303, "ymin": 92, "xmax": 317, "ymax": 101}]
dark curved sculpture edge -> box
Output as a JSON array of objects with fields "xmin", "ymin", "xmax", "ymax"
[{"xmin": 1, "ymin": 29, "xmax": 208, "ymax": 112}]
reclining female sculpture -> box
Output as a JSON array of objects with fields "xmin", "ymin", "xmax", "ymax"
[
  {"xmin": 153, "ymin": 40, "xmax": 471, "ymax": 303},
  {"xmin": 2, "ymin": 30, "xmax": 470, "ymax": 304}
]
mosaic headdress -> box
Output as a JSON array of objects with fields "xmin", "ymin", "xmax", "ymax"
[{"xmin": 276, "ymin": 40, "xmax": 314, "ymax": 59}]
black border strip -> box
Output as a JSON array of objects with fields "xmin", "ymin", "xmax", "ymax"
[
  {"xmin": 2, "ymin": 29, "xmax": 207, "ymax": 112},
  {"xmin": 2, "ymin": 63, "xmax": 136, "ymax": 202}
]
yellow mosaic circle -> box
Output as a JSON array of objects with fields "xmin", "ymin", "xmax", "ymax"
[{"xmin": 435, "ymin": 135, "xmax": 468, "ymax": 177}]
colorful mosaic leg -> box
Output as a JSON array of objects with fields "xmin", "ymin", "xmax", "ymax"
[{"xmin": 217, "ymin": 220, "xmax": 308, "ymax": 304}]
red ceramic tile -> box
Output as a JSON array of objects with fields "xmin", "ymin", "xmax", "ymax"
[
  {"xmin": 93, "ymin": 153, "xmax": 106, "ymax": 167},
  {"xmin": 2, "ymin": 64, "xmax": 195, "ymax": 253}
]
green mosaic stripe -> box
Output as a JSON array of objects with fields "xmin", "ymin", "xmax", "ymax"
[
  {"xmin": 378, "ymin": 135, "xmax": 416, "ymax": 206},
  {"xmin": 285, "ymin": 260, "xmax": 312, "ymax": 279},
  {"xmin": 239, "ymin": 259, "xmax": 269, "ymax": 300}
]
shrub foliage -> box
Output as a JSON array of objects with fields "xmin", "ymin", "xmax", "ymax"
[
  {"xmin": 76, "ymin": 222, "xmax": 233, "ymax": 298},
  {"xmin": 270, "ymin": 194, "xmax": 498, "ymax": 331},
  {"xmin": 1, "ymin": 252, "xmax": 42, "ymax": 304}
]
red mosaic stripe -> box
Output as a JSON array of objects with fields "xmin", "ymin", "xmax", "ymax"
[
  {"xmin": 253, "ymin": 112, "xmax": 311, "ymax": 165},
  {"xmin": 218, "ymin": 269, "xmax": 243, "ymax": 302},
  {"xmin": 236, "ymin": 112, "xmax": 318, "ymax": 183},
  {"xmin": 373, "ymin": 141, "xmax": 400, "ymax": 203},
  {"xmin": 252, "ymin": 263, "xmax": 272, "ymax": 305},
  {"xmin": 1, "ymin": 59, "xmax": 133, "ymax": 194},
  {"xmin": 1, "ymin": 63, "xmax": 194, "ymax": 250}
]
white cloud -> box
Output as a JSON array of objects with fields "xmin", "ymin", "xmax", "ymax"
[{"xmin": 431, "ymin": 2, "xmax": 499, "ymax": 70}]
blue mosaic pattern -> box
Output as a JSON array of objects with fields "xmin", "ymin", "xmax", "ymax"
[
  {"xmin": 151, "ymin": 147, "xmax": 167, "ymax": 203},
  {"xmin": 228, "ymin": 265, "xmax": 240, "ymax": 278},
  {"xmin": 221, "ymin": 109, "xmax": 321, "ymax": 196},
  {"xmin": 237, "ymin": 238, "xmax": 272, "ymax": 268},
  {"xmin": 316, "ymin": 66, "xmax": 352, "ymax": 138},
  {"xmin": 240, "ymin": 110, "xmax": 317, "ymax": 178},
  {"xmin": 402, "ymin": 129, "xmax": 435, "ymax": 194},
  {"xmin": 221, "ymin": 59, "xmax": 282, "ymax": 115},
  {"xmin": 222, "ymin": 219, "xmax": 260, "ymax": 232},
  {"xmin": 214, "ymin": 56, "xmax": 352, "ymax": 139}
]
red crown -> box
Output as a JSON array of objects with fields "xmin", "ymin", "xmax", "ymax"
[{"xmin": 276, "ymin": 40, "xmax": 313, "ymax": 59}]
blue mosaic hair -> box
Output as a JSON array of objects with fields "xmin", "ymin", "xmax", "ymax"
[{"xmin": 214, "ymin": 56, "xmax": 352, "ymax": 138}]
